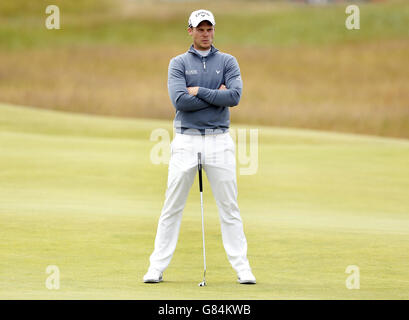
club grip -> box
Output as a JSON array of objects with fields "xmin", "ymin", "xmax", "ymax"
[{"xmin": 198, "ymin": 152, "xmax": 203, "ymax": 192}]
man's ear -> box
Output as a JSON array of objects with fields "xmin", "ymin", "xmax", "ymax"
[{"xmin": 187, "ymin": 27, "xmax": 193, "ymax": 36}]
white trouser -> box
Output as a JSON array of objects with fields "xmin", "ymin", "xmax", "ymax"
[{"xmin": 148, "ymin": 132, "xmax": 251, "ymax": 274}]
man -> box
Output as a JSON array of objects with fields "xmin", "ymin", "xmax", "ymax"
[{"xmin": 143, "ymin": 9, "xmax": 256, "ymax": 284}]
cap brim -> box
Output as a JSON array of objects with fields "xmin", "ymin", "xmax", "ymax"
[{"xmin": 190, "ymin": 19, "xmax": 215, "ymax": 27}]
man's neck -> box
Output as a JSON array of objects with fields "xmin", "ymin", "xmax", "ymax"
[{"xmin": 193, "ymin": 46, "xmax": 211, "ymax": 56}]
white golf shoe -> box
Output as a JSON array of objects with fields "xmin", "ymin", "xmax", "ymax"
[
  {"xmin": 143, "ymin": 268, "xmax": 163, "ymax": 283},
  {"xmin": 237, "ymin": 269, "xmax": 256, "ymax": 284}
]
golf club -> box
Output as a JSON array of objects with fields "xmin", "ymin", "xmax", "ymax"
[{"xmin": 197, "ymin": 152, "xmax": 206, "ymax": 287}]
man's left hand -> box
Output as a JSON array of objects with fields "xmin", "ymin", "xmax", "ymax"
[{"xmin": 187, "ymin": 86, "xmax": 199, "ymax": 96}]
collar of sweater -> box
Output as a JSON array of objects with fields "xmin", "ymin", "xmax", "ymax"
[{"xmin": 188, "ymin": 44, "xmax": 219, "ymax": 58}]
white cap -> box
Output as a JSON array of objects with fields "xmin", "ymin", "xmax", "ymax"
[{"xmin": 188, "ymin": 9, "xmax": 216, "ymax": 28}]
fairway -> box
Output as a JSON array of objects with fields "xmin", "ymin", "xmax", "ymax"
[{"xmin": 1, "ymin": 103, "xmax": 409, "ymax": 299}]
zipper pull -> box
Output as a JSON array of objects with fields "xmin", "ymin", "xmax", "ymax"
[{"xmin": 202, "ymin": 56, "xmax": 206, "ymax": 70}]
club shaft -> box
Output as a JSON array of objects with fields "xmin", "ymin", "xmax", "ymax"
[
  {"xmin": 198, "ymin": 152, "xmax": 206, "ymax": 283},
  {"xmin": 200, "ymin": 191, "xmax": 206, "ymax": 281}
]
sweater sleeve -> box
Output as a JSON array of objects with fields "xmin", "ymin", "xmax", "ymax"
[
  {"xmin": 168, "ymin": 57, "xmax": 213, "ymax": 112},
  {"xmin": 196, "ymin": 56, "xmax": 242, "ymax": 107}
]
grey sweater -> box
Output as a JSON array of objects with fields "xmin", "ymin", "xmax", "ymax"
[{"xmin": 168, "ymin": 45, "xmax": 243, "ymax": 135}]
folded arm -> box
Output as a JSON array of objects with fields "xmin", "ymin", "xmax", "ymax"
[
  {"xmin": 193, "ymin": 56, "xmax": 243, "ymax": 107},
  {"xmin": 168, "ymin": 57, "xmax": 213, "ymax": 112}
]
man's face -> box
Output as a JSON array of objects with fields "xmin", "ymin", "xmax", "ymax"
[{"xmin": 188, "ymin": 21, "xmax": 215, "ymax": 50}]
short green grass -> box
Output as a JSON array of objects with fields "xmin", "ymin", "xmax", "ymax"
[{"xmin": 1, "ymin": 103, "xmax": 408, "ymax": 299}]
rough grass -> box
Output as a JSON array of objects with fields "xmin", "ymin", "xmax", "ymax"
[
  {"xmin": 1, "ymin": 40, "xmax": 407, "ymax": 138},
  {"xmin": 0, "ymin": 0, "xmax": 408, "ymax": 138},
  {"xmin": 1, "ymin": 103, "xmax": 409, "ymax": 299}
]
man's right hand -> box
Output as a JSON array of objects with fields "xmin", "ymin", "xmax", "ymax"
[{"xmin": 219, "ymin": 84, "xmax": 227, "ymax": 90}]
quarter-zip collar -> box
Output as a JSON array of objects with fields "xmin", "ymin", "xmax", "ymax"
[
  {"xmin": 188, "ymin": 44, "xmax": 219, "ymax": 58},
  {"xmin": 188, "ymin": 45, "xmax": 218, "ymax": 71}
]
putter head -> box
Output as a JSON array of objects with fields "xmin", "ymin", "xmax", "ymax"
[{"xmin": 198, "ymin": 281, "xmax": 206, "ymax": 287}]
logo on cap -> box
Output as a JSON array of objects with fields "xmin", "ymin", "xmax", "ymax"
[{"xmin": 196, "ymin": 11, "xmax": 209, "ymax": 18}]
